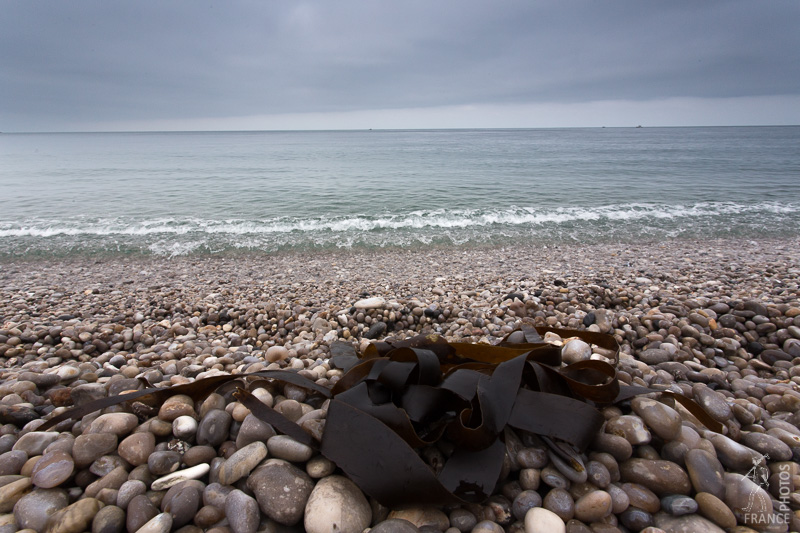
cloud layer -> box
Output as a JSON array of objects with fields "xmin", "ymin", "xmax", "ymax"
[{"xmin": 2, "ymin": 1, "xmax": 799, "ymax": 131}]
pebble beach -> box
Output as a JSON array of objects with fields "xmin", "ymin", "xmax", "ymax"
[{"xmin": 2, "ymin": 237, "xmax": 800, "ymax": 533}]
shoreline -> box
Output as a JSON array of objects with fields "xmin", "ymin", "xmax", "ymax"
[{"xmin": 1, "ymin": 236, "xmax": 800, "ymax": 531}]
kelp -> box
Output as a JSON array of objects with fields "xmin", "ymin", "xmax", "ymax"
[{"xmin": 39, "ymin": 324, "xmax": 722, "ymax": 508}]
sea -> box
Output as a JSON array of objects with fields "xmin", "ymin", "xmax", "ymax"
[{"xmin": 1, "ymin": 126, "xmax": 798, "ymax": 258}]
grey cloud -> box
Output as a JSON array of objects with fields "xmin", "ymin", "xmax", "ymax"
[{"xmin": 1, "ymin": 0, "xmax": 798, "ymax": 130}]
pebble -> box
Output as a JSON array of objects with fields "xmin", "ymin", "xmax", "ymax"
[
  {"xmin": 31, "ymin": 450, "xmax": 74, "ymax": 488},
  {"xmin": 196, "ymin": 409, "xmax": 233, "ymax": 447},
  {"xmin": 372, "ymin": 518, "xmax": 421, "ymax": 533},
  {"xmin": 606, "ymin": 415, "xmax": 651, "ymax": 445},
  {"xmin": 562, "ymin": 339, "xmax": 591, "ymax": 365},
  {"xmin": 723, "ymin": 472, "xmax": 773, "ymax": 527},
  {"xmin": 91, "ymin": 505, "xmax": 126, "ymax": 533},
  {"xmin": 151, "ymin": 463, "xmax": 210, "ymax": 491},
  {"xmin": 43, "ymin": 497, "xmax": 103, "ymax": 533},
  {"xmin": 135, "ymin": 512, "xmax": 173, "ymax": 533},
  {"xmin": 0, "ymin": 477, "xmax": 32, "ymax": 513},
  {"xmin": 266, "ymin": 434, "xmax": 314, "ymax": 462},
  {"xmin": 247, "ymin": 459, "xmax": 314, "ymax": 526},
  {"xmin": 573, "ymin": 490, "xmax": 612, "ymax": 523},
  {"xmin": 543, "ymin": 487, "xmax": 574, "ymax": 521},
  {"xmin": 652, "ymin": 512, "xmax": 725, "ymax": 533},
  {"xmin": 387, "ymin": 507, "xmax": 450, "ymax": 530},
  {"xmin": 127, "ymin": 494, "xmax": 158, "ymax": 532},
  {"xmin": 631, "ymin": 398, "xmax": 682, "ymax": 441},
  {"xmin": 619, "ymin": 458, "xmax": 691, "ymax": 496},
  {"xmin": 304, "ymin": 475, "xmax": 371, "ymax": 533},
  {"xmin": 3, "ymin": 243, "xmax": 800, "ymax": 533},
  {"xmin": 524, "ymin": 507, "xmax": 566, "ymax": 533},
  {"xmin": 225, "ymin": 489, "xmax": 260, "ymax": 533},
  {"xmin": 684, "ymin": 449, "xmax": 725, "ymax": 499},
  {"xmin": 73, "ymin": 433, "xmax": 118, "ymax": 468},
  {"xmin": 84, "ymin": 412, "xmax": 138, "ymax": 436},
  {"xmin": 695, "ymin": 492, "xmax": 737, "ymax": 529},
  {"xmin": 117, "ymin": 431, "xmax": 156, "ymax": 466},
  {"xmin": 218, "ymin": 441, "xmax": 268, "ymax": 485},
  {"xmin": 13, "ymin": 488, "xmax": 68, "ymax": 531}
]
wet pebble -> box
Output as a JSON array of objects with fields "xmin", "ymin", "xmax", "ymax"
[
  {"xmin": 13, "ymin": 488, "xmax": 68, "ymax": 531},
  {"xmin": 31, "ymin": 450, "xmax": 74, "ymax": 488},
  {"xmin": 266, "ymin": 434, "xmax": 314, "ymax": 463},
  {"xmin": 225, "ymin": 489, "xmax": 260, "ymax": 533}
]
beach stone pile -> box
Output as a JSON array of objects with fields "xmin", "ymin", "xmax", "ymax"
[{"xmin": 0, "ymin": 239, "xmax": 799, "ymax": 533}]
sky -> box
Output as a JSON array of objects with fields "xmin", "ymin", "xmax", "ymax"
[{"xmin": 1, "ymin": 1, "xmax": 799, "ymax": 132}]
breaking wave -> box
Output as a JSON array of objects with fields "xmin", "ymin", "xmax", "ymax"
[{"xmin": 1, "ymin": 201, "xmax": 798, "ymax": 257}]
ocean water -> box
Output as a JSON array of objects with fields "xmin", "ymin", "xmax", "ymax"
[{"xmin": 1, "ymin": 127, "xmax": 798, "ymax": 258}]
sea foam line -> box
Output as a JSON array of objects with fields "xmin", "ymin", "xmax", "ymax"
[{"xmin": 0, "ymin": 201, "xmax": 796, "ymax": 238}]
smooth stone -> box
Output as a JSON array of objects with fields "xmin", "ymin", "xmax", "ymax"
[
  {"xmin": 84, "ymin": 466, "xmax": 128, "ymax": 498},
  {"xmin": 13, "ymin": 488, "xmax": 68, "ymax": 531},
  {"xmin": 639, "ymin": 349, "xmax": 670, "ymax": 365},
  {"xmin": 218, "ymin": 441, "xmax": 268, "ymax": 486},
  {"xmin": 549, "ymin": 451, "xmax": 587, "ymax": 484},
  {"xmin": 182, "ymin": 445, "xmax": 217, "ymax": 467},
  {"xmin": 234, "ymin": 414, "xmax": 276, "ymax": 449},
  {"xmin": 0, "ymin": 451, "xmax": 27, "ymax": 476},
  {"xmin": 741, "ymin": 432, "xmax": 793, "ymax": 462},
  {"xmin": 91, "ymin": 504, "xmax": 126, "ymax": 533},
  {"xmin": 631, "ymin": 398, "xmax": 682, "ymax": 441},
  {"xmin": 620, "ymin": 483, "xmax": 661, "ymax": 514},
  {"xmin": 471, "ymin": 520, "xmax": 504, "ymax": 533},
  {"xmin": 247, "ymin": 459, "xmax": 313, "ymax": 526},
  {"xmin": 619, "ymin": 458, "xmax": 691, "ymax": 496},
  {"xmin": 449, "ymin": 508, "xmax": 477, "ymax": 532},
  {"xmin": 90, "ymin": 455, "xmax": 127, "ymax": 477},
  {"xmin": 172, "ymin": 416, "xmax": 198, "ymax": 440},
  {"xmin": 135, "ymin": 512, "xmax": 172, "ymax": 533},
  {"xmin": 543, "ymin": 488, "xmax": 574, "ymax": 522},
  {"xmin": 354, "ymin": 297, "xmax": 385, "ymax": 309},
  {"xmin": 653, "ymin": 511, "xmax": 725, "ymax": 533},
  {"xmin": 194, "ymin": 504, "xmax": 225, "ymax": 529},
  {"xmin": 586, "ymin": 460, "xmax": 611, "ymax": 489},
  {"xmin": 692, "ymin": 384, "xmax": 732, "ymax": 423},
  {"xmin": 591, "ymin": 432, "xmax": 632, "ymax": 462},
  {"xmin": 660, "ymin": 494, "xmax": 697, "ymax": 516},
  {"xmin": 84, "ymin": 413, "xmax": 138, "ymax": 436},
  {"xmin": 606, "ymin": 415, "xmax": 651, "ymax": 445},
  {"xmin": 43, "ymin": 497, "xmax": 103, "ymax": 533},
  {"xmin": 573, "ymin": 490, "xmax": 612, "ymax": 523},
  {"xmin": 695, "ymin": 492, "xmax": 737, "ymax": 529},
  {"xmin": 306, "ymin": 456, "xmax": 336, "ymax": 479},
  {"xmin": 0, "ymin": 478, "xmax": 32, "ymax": 513},
  {"xmin": 13, "ymin": 432, "xmax": 59, "ymax": 456},
  {"xmin": 512, "ymin": 490, "xmax": 543, "ymax": 522},
  {"xmin": 524, "ymin": 507, "xmax": 566, "ymax": 533},
  {"xmin": 387, "ymin": 507, "xmax": 449, "ymax": 530},
  {"xmin": 225, "ymin": 489, "xmax": 260, "ymax": 533},
  {"xmin": 266, "ymin": 435, "xmax": 313, "ymax": 463},
  {"xmin": 158, "ymin": 395, "xmax": 196, "ymax": 422},
  {"xmin": 304, "ymin": 475, "xmax": 371, "ymax": 533},
  {"xmin": 619, "ymin": 506, "xmax": 653, "ymax": 531},
  {"xmin": 562, "ymin": 339, "xmax": 591, "ymax": 365},
  {"xmin": 684, "ymin": 449, "xmax": 725, "ymax": 500},
  {"xmin": 147, "ymin": 451, "xmax": 182, "ymax": 476},
  {"xmin": 31, "ymin": 451, "xmax": 74, "ymax": 488},
  {"xmin": 151, "ymin": 464, "xmax": 210, "ymax": 491},
  {"xmin": 709, "ymin": 434, "xmax": 761, "ymax": 471},
  {"xmin": 265, "ymin": 345, "xmax": 289, "ymax": 362},
  {"xmin": 517, "ymin": 447, "xmax": 549, "ymax": 469},
  {"xmin": 73, "ymin": 433, "xmax": 118, "ymax": 469},
  {"xmin": 118, "ymin": 432, "xmax": 156, "ymax": 467},
  {"xmin": 724, "ymin": 472, "xmax": 773, "ymax": 527},
  {"xmin": 126, "ymin": 494, "xmax": 158, "ymax": 533},
  {"xmin": 371, "ymin": 519, "xmax": 421, "ymax": 533},
  {"xmin": 117, "ymin": 479, "xmax": 147, "ymax": 510},
  {"xmin": 196, "ymin": 409, "xmax": 232, "ymax": 447},
  {"xmin": 162, "ymin": 483, "xmax": 201, "ymax": 528}
]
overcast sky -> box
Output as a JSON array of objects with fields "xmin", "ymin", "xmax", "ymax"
[{"xmin": 2, "ymin": 1, "xmax": 799, "ymax": 131}]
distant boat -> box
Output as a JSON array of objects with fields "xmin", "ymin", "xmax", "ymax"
[{"xmin": 636, "ymin": 125, "xmax": 643, "ymax": 128}]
